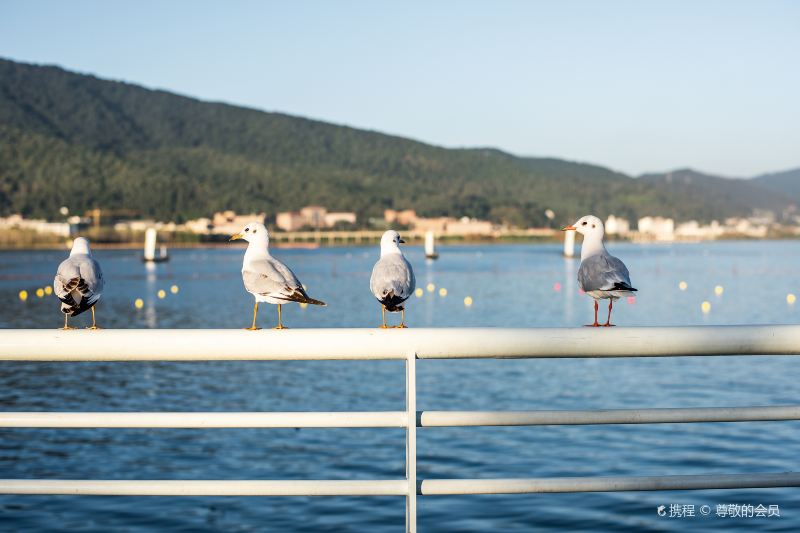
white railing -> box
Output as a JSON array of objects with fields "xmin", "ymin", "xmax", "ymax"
[{"xmin": 2, "ymin": 326, "xmax": 800, "ymax": 532}]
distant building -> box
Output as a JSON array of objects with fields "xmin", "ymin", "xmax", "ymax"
[
  {"xmin": 182, "ymin": 218, "xmax": 213, "ymax": 234},
  {"xmin": 385, "ymin": 209, "xmax": 492, "ymax": 235},
  {"xmin": 276, "ymin": 206, "xmax": 357, "ymax": 231},
  {"xmin": 411, "ymin": 216, "xmax": 494, "ymax": 236},
  {"xmin": 114, "ymin": 220, "xmax": 155, "ymax": 232},
  {"xmin": 0, "ymin": 214, "xmax": 74, "ymax": 237},
  {"xmin": 211, "ymin": 211, "xmax": 266, "ymax": 235},
  {"xmin": 299, "ymin": 206, "xmax": 328, "ymax": 229},
  {"xmin": 411, "ymin": 217, "xmax": 452, "ymax": 233},
  {"xmin": 675, "ymin": 220, "xmax": 724, "ymax": 240},
  {"xmin": 115, "ymin": 220, "xmax": 179, "ymax": 232},
  {"xmin": 444, "ymin": 217, "xmax": 494, "ymax": 236},
  {"xmin": 324, "ymin": 212, "xmax": 357, "ymax": 227},
  {"xmin": 605, "ymin": 215, "xmax": 630, "ymax": 235},
  {"xmin": 384, "ymin": 209, "xmax": 418, "ymax": 226},
  {"xmin": 637, "ymin": 216, "xmax": 675, "ymax": 241},
  {"xmin": 276, "ymin": 212, "xmax": 307, "ymax": 232},
  {"xmin": 724, "ymin": 217, "xmax": 768, "ymax": 238}
]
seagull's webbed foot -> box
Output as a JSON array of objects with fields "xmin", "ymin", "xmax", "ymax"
[
  {"xmin": 244, "ymin": 326, "xmax": 261, "ymax": 331},
  {"xmin": 60, "ymin": 326, "xmax": 77, "ymax": 331},
  {"xmin": 393, "ymin": 309, "xmax": 408, "ymax": 328},
  {"xmin": 273, "ymin": 325, "xmax": 288, "ymax": 330},
  {"xmin": 584, "ymin": 323, "xmax": 601, "ymax": 327},
  {"xmin": 86, "ymin": 325, "xmax": 102, "ymax": 330},
  {"xmin": 602, "ymin": 322, "xmax": 615, "ymax": 327}
]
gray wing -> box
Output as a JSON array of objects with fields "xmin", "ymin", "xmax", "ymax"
[
  {"xmin": 242, "ymin": 268, "xmax": 288, "ymax": 297},
  {"xmin": 243, "ymin": 256, "xmax": 324, "ymax": 305},
  {"xmin": 578, "ymin": 253, "xmax": 633, "ymax": 292},
  {"xmin": 54, "ymin": 255, "xmax": 103, "ymax": 314},
  {"xmin": 370, "ymin": 255, "xmax": 415, "ymax": 302}
]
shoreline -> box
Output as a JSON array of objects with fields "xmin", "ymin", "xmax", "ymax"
[{"xmin": 0, "ymin": 235, "xmax": 795, "ymax": 252}]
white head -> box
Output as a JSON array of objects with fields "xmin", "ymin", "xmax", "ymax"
[
  {"xmin": 380, "ymin": 230, "xmax": 405, "ymax": 256},
  {"xmin": 230, "ymin": 222, "xmax": 269, "ymax": 247},
  {"xmin": 564, "ymin": 215, "xmax": 605, "ymax": 239},
  {"xmin": 70, "ymin": 237, "xmax": 92, "ymax": 256}
]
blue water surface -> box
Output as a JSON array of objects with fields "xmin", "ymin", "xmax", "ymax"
[{"xmin": 0, "ymin": 241, "xmax": 798, "ymax": 531}]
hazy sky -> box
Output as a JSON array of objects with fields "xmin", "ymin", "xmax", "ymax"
[{"xmin": 2, "ymin": 1, "xmax": 798, "ymax": 176}]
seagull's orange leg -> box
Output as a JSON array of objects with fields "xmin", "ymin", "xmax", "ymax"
[
  {"xmin": 245, "ymin": 302, "xmax": 261, "ymax": 330},
  {"xmin": 60, "ymin": 314, "xmax": 76, "ymax": 330},
  {"xmin": 585, "ymin": 300, "xmax": 600, "ymax": 327},
  {"xmin": 274, "ymin": 304, "xmax": 288, "ymax": 329},
  {"xmin": 87, "ymin": 306, "xmax": 100, "ymax": 329},
  {"xmin": 379, "ymin": 305, "xmax": 389, "ymax": 329},
  {"xmin": 395, "ymin": 308, "xmax": 407, "ymax": 328},
  {"xmin": 603, "ymin": 300, "xmax": 615, "ymax": 327}
]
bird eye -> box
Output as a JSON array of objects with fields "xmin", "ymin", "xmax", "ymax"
[
  {"xmin": 592, "ymin": 224, "xmax": 596, "ymax": 228},
  {"xmin": 245, "ymin": 228, "xmax": 250, "ymax": 232},
  {"xmin": 253, "ymin": 230, "xmax": 257, "ymax": 233},
  {"xmin": 582, "ymin": 221, "xmax": 587, "ymax": 226}
]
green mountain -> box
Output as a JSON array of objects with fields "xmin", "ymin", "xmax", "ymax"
[
  {"xmin": 638, "ymin": 169, "xmax": 797, "ymax": 221},
  {"xmin": 0, "ymin": 57, "xmax": 796, "ymax": 226},
  {"xmin": 752, "ymin": 168, "xmax": 800, "ymax": 200}
]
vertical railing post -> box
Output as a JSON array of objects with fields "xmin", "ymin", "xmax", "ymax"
[{"xmin": 405, "ymin": 352, "xmax": 417, "ymax": 533}]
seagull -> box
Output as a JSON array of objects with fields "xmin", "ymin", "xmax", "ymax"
[
  {"xmin": 230, "ymin": 222, "xmax": 325, "ymax": 330},
  {"xmin": 370, "ymin": 230, "xmax": 415, "ymax": 328},
  {"xmin": 53, "ymin": 237, "xmax": 104, "ymax": 330},
  {"xmin": 562, "ymin": 215, "xmax": 637, "ymax": 327}
]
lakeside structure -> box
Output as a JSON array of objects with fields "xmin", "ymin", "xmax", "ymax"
[
  {"xmin": 276, "ymin": 206, "xmax": 357, "ymax": 231},
  {"xmin": 0, "ymin": 208, "xmax": 787, "ymax": 245},
  {"xmin": 0, "ymin": 214, "xmax": 74, "ymax": 237},
  {"xmin": 384, "ymin": 209, "xmax": 494, "ymax": 236}
]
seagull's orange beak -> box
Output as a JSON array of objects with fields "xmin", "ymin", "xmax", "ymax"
[
  {"xmin": 561, "ymin": 225, "xmax": 577, "ymax": 231},
  {"xmin": 229, "ymin": 232, "xmax": 244, "ymax": 241}
]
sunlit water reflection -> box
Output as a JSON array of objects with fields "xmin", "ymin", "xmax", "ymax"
[{"xmin": 1, "ymin": 241, "xmax": 799, "ymax": 531}]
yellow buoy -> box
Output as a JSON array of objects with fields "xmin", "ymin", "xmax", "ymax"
[
  {"xmin": 464, "ymin": 296, "xmax": 473, "ymax": 307},
  {"xmin": 170, "ymin": 285, "xmax": 179, "ymax": 294},
  {"xmin": 701, "ymin": 301, "xmax": 711, "ymax": 314},
  {"xmin": 415, "ymin": 288, "xmax": 424, "ymax": 298},
  {"xmin": 678, "ymin": 281, "xmax": 687, "ymax": 291},
  {"xmin": 35, "ymin": 288, "xmax": 45, "ymax": 298},
  {"xmin": 134, "ymin": 298, "xmax": 144, "ymax": 309},
  {"xmin": 438, "ymin": 288, "xmax": 447, "ymax": 297},
  {"xmin": 714, "ymin": 285, "xmax": 724, "ymax": 296},
  {"xmin": 19, "ymin": 290, "xmax": 28, "ymax": 302},
  {"xmin": 787, "ymin": 293, "xmax": 796, "ymax": 305},
  {"xmin": 426, "ymin": 283, "xmax": 435, "ymax": 293},
  {"xmin": 157, "ymin": 289, "xmax": 166, "ymax": 299},
  {"xmin": 44, "ymin": 286, "xmax": 53, "ymax": 295}
]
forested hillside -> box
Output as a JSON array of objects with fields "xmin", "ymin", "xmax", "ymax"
[{"xmin": 1, "ymin": 58, "xmax": 797, "ymax": 225}]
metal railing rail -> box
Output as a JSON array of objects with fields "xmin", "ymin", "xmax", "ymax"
[
  {"xmin": 2, "ymin": 406, "xmax": 800, "ymax": 428},
  {"xmin": 4, "ymin": 326, "xmax": 800, "ymax": 361},
  {"xmin": 2, "ymin": 326, "xmax": 800, "ymax": 533}
]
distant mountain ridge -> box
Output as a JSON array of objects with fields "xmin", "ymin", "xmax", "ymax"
[
  {"xmin": 638, "ymin": 169, "xmax": 799, "ymax": 220},
  {"xmin": 752, "ymin": 168, "xmax": 800, "ymax": 199},
  {"xmin": 0, "ymin": 57, "xmax": 797, "ymax": 225}
]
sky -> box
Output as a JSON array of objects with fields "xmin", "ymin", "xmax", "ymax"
[{"xmin": 1, "ymin": 1, "xmax": 798, "ymax": 177}]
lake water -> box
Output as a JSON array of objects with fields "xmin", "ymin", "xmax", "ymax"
[{"xmin": 1, "ymin": 241, "xmax": 799, "ymax": 531}]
